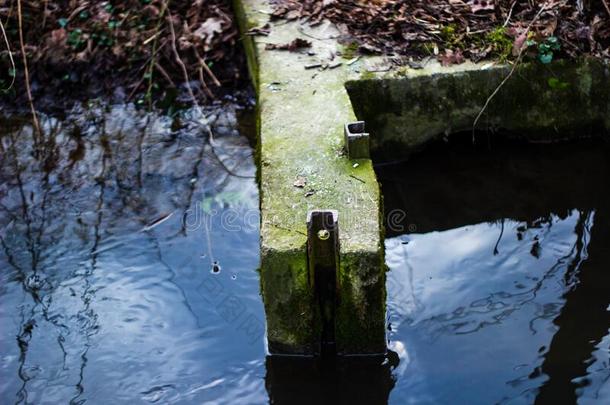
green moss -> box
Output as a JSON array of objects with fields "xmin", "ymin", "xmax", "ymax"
[
  {"xmin": 335, "ymin": 252, "xmax": 386, "ymax": 354},
  {"xmin": 231, "ymin": 0, "xmax": 261, "ymax": 92},
  {"xmin": 440, "ymin": 24, "xmax": 462, "ymax": 48},
  {"xmin": 360, "ymin": 70, "xmax": 376, "ymax": 80},
  {"xmin": 346, "ymin": 59, "xmax": 609, "ymax": 162},
  {"xmin": 341, "ymin": 41, "xmax": 360, "ymax": 60},
  {"xmin": 261, "ymin": 247, "xmax": 315, "ymax": 353},
  {"xmin": 485, "ymin": 26, "xmax": 513, "ymax": 61}
]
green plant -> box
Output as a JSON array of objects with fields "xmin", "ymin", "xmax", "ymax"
[
  {"xmin": 485, "ymin": 27, "xmax": 513, "ymax": 61},
  {"xmin": 538, "ymin": 36, "xmax": 560, "ymax": 64},
  {"xmin": 67, "ymin": 28, "xmax": 85, "ymax": 49},
  {"xmin": 440, "ymin": 24, "xmax": 461, "ymax": 46},
  {"xmin": 341, "ymin": 42, "xmax": 359, "ymax": 59}
]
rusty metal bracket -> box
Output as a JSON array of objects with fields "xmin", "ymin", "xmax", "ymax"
[
  {"xmin": 307, "ymin": 210, "xmax": 339, "ymax": 356},
  {"xmin": 344, "ymin": 121, "xmax": 370, "ymax": 159}
]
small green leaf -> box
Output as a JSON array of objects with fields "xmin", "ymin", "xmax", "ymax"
[
  {"xmin": 58, "ymin": 18, "xmax": 68, "ymax": 28},
  {"xmin": 526, "ymin": 39, "xmax": 537, "ymax": 47},
  {"xmin": 546, "ymin": 36, "xmax": 560, "ymax": 51},
  {"xmin": 539, "ymin": 52, "xmax": 553, "ymax": 64},
  {"xmin": 548, "ymin": 77, "xmax": 570, "ymax": 89}
]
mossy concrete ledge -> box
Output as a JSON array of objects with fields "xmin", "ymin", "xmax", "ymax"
[
  {"xmin": 347, "ymin": 58, "xmax": 610, "ymax": 161},
  {"xmin": 233, "ymin": 0, "xmax": 386, "ymax": 355}
]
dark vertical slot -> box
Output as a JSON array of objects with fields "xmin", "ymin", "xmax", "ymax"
[{"xmin": 307, "ymin": 210, "xmax": 339, "ymax": 357}]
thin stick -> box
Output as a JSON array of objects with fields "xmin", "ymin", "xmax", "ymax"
[
  {"xmin": 602, "ymin": 0, "xmax": 610, "ymax": 18},
  {"xmin": 194, "ymin": 48, "xmax": 221, "ymax": 87},
  {"xmin": 168, "ymin": 12, "xmax": 199, "ymax": 107},
  {"xmin": 167, "ymin": 8, "xmax": 216, "ymax": 144},
  {"xmin": 472, "ymin": 3, "xmax": 548, "ymax": 143},
  {"xmin": 503, "ymin": 1, "xmax": 517, "ymax": 27},
  {"xmin": 17, "ymin": 0, "xmax": 41, "ymax": 141},
  {"xmin": 145, "ymin": 0, "xmax": 169, "ymax": 109},
  {"xmin": 0, "ymin": 18, "xmax": 15, "ymax": 91},
  {"xmin": 154, "ymin": 62, "xmax": 176, "ymax": 87},
  {"xmin": 198, "ymin": 66, "xmax": 215, "ymax": 99}
]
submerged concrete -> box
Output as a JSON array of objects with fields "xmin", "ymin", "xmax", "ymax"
[{"xmin": 234, "ymin": 0, "xmax": 610, "ymax": 356}]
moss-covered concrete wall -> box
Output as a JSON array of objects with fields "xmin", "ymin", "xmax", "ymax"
[
  {"xmin": 234, "ymin": 0, "xmax": 608, "ymax": 356},
  {"xmin": 346, "ymin": 59, "xmax": 610, "ymax": 161},
  {"xmin": 234, "ymin": 0, "xmax": 386, "ymax": 355}
]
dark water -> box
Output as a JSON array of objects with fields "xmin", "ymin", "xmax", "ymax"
[
  {"xmin": 2, "ymin": 106, "xmax": 609, "ymax": 405},
  {"xmin": 378, "ymin": 136, "xmax": 610, "ymax": 404}
]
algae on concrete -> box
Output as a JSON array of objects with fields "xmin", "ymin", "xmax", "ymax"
[
  {"xmin": 234, "ymin": 0, "xmax": 609, "ymax": 356},
  {"xmin": 346, "ymin": 58, "xmax": 610, "ymax": 161},
  {"xmin": 233, "ymin": 0, "xmax": 386, "ymax": 355}
]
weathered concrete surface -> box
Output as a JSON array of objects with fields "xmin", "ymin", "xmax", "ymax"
[
  {"xmin": 234, "ymin": 0, "xmax": 610, "ymax": 356},
  {"xmin": 233, "ymin": 0, "xmax": 386, "ymax": 355},
  {"xmin": 347, "ymin": 59, "xmax": 610, "ymax": 161}
]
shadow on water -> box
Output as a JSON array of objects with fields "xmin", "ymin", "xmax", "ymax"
[
  {"xmin": 377, "ymin": 133, "xmax": 610, "ymax": 404},
  {"xmin": 265, "ymin": 352, "xmax": 398, "ymax": 405}
]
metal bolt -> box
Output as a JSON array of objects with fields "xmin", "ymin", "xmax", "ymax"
[{"xmin": 317, "ymin": 229, "xmax": 330, "ymax": 240}]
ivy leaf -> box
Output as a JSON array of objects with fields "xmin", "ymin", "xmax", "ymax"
[
  {"xmin": 539, "ymin": 52, "xmax": 553, "ymax": 64},
  {"xmin": 546, "ymin": 36, "xmax": 560, "ymax": 51}
]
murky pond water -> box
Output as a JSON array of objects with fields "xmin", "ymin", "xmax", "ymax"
[
  {"xmin": 2, "ymin": 106, "xmax": 609, "ymax": 405},
  {"xmin": 378, "ymin": 136, "xmax": 610, "ymax": 404}
]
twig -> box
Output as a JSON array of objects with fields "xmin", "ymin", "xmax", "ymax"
[
  {"xmin": 17, "ymin": 0, "xmax": 41, "ymax": 142},
  {"xmin": 168, "ymin": 12, "xmax": 198, "ymax": 105},
  {"xmin": 0, "ymin": 18, "xmax": 15, "ymax": 91},
  {"xmin": 503, "ymin": 1, "xmax": 517, "ymax": 27},
  {"xmin": 167, "ymin": 7, "xmax": 216, "ymax": 145},
  {"xmin": 472, "ymin": 3, "xmax": 548, "ymax": 143},
  {"xmin": 602, "ymin": 0, "xmax": 610, "ymax": 18},
  {"xmin": 198, "ymin": 67, "xmax": 215, "ymax": 99},
  {"xmin": 154, "ymin": 62, "xmax": 176, "ymax": 87},
  {"xmin": 297, "ymin": 26, "xmax": 340, "ymax": 41},
  {"xmin": 194, "ymin": 48, "xmax": 221, "ymax": 87},
  {"xmin": 145, "ymin": 0, "xmax": 169, "ymax": 109}
]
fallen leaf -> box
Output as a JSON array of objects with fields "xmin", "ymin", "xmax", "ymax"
[
  {"xmin": 438, "ymin": 49, "xmax": 465, "ymax": 66},
  {"xmin": 194, "ymin": 18, "xmax": 224, "ymax": 49}
]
